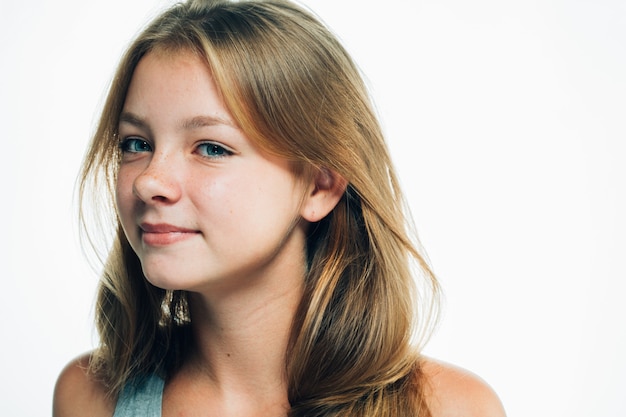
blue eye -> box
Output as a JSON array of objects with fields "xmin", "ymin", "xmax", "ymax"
[
  {"xmin": 197, "ymin": 142, "xmax": 231, "ymax": 159},
  {"xmin": 119, "ymin": 137, "xmax": 152, "ymax": 153}
]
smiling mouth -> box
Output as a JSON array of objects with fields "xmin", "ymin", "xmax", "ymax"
[{"xmin": 140, "ymin": 223, "xmax": 200, "ymax": 246}]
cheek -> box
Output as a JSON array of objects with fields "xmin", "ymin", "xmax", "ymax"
[
  {"xmin": 240, "ymin": 169, "xmax": 303, "ymax": 221},
  {"xmin": 194, "ymin": 174, "xmax": 240, "ymax": 218},
  {"xmin": 192, "ymin": 172, "xmax": 272, "ymax": 232},
  {"xmin": 115, "ymin": 169, "xmax": 136, "ymax": 219}
]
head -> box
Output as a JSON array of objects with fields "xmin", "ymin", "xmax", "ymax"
[{"xmin": 80, "ymin": 0, "xmax": 438, "ymax": 412}]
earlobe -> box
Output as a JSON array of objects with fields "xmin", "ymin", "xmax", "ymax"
[{"xmin": 301, "ymin": 167, "xmax": 347, "ymax": 222}]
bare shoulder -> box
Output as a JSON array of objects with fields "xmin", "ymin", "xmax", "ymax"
[
  {"xmin": 420, "ymin": 357, "xmax": 506, "ymax": 417},
  {"xmin": 53, "ymin": 353, "xmax": 115, "ymax": 417}
]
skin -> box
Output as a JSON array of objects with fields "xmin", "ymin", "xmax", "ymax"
[
  {"xmin": 116, "ymin": 50, "xmax": 317, "ymax": 296},
  {"xmin": 53, "ymin": 51, "xmax": 506, "ymax": 417},
  {"xmin": 54, "ymin": 354, "xmax": 506, "ymax": 417}
]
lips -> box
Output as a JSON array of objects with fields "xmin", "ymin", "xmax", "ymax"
[{"xmin": 140, "ymin": 222, "xmax": 200, "ymax": 246}]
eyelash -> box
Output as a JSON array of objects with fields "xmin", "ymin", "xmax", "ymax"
[
  {"xmin": 196, "ymin": 142, "xmax": 233, "ymax": 159},
  {"xmin": 119, "ymin": 137, "xmax": 151, "ymax": 153},
  {"xmin": 118, "ymin": 137, "xmax": 233, "ymax": 159}
]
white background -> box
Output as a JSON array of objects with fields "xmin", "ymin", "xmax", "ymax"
[{"xmin": 1, "ymin": 1, "xmax": 624, "ymax": 416}]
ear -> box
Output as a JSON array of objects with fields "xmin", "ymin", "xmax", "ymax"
[{"xmin": 300, "ymin": 167, "xmax": 347, "ymax": 222}]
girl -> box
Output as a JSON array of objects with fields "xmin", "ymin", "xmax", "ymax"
[{"xmin": 54, "ymin": 1, "xmax": 505, "ymax": 416}]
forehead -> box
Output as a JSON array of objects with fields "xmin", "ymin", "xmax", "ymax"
[
  {"xmin": 121, "ymin": 49, "xmax": 234, "ymax": 126},
  {"xmin": 121, "ymin": 44, "xmax": 301, "ymax": 166},
  {"xmin": 129, "ymin": 49, "xmax": 213, "ymax": 96}
]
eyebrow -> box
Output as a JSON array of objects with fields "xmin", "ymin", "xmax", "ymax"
[
  {"xmin": 180, "ymin": 115, "xmax": 236, "ymax": 130},
  {"xmin": 118, "ymin": 111, "xmax": 236, "ymax": 132},
  {"xmin": 119, "ymin": 111, "xmax": 151, "ymax": 132}
]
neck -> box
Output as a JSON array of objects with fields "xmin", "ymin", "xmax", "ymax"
[{"xmin": 184, "ymin": 272, "xmax": 303, "ymax": 404}]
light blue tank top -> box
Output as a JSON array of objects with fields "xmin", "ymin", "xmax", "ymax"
[{"xmin": 113, "ymin": 374, "xmax": 165, "ymax": 417}]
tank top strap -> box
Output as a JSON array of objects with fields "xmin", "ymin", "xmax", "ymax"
[{"xmin": 113, "ymin": 374, "xmax": 165, "ymax": 417}]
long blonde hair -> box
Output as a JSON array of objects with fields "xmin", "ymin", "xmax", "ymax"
[{"xmin": 79, "ymin": 0, "xmax": 439, "ymax": 415}]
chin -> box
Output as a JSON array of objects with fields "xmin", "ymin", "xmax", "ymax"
[{"xmin": 142, "ymin": 268, "xmax": 186, "ymax": 291}]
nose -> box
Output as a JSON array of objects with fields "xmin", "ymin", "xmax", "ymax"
[{"xmin": 132, "ymin": 154, "xmax": 183, "ymax": 204}]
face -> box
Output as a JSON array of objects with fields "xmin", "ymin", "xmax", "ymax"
[{"xmin": 116, "ymin": 50, "xmax": 311, "ymax": 294}]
